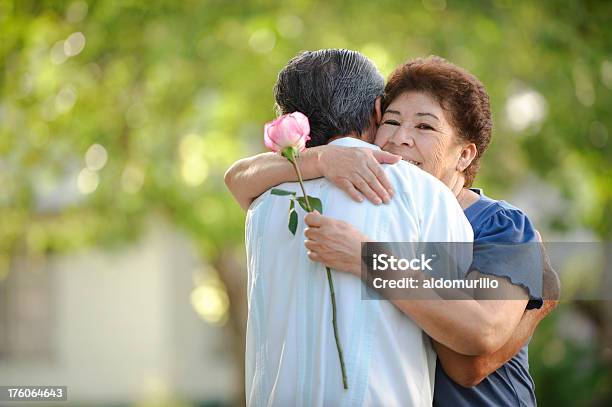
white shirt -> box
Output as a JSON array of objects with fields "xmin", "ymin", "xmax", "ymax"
[{"xmin": 245, "ymin": 137, "xmax": 473, "ymax": 406}]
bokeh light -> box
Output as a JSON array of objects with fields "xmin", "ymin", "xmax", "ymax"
[
  {"xmin": 276, "ymin": 15, "xmax": 303, "ymax": 39},
  {"xmin": 249, "ymin": 29, "xmax": 276, "ymax": 54},
  {"xmin": 55, "ymin": 85, "xmax": 77, "ymax": 114},
  {"xmin": 505, "ymin": 84, "xmax": 548, "ymax": 132},
  {"xmin": 64, "ymin": 32, "xmax": 86, "ymax": 57},
  {"xmin": 573, "ymin": 62, "xmax": 595, "ymax": 107},
  {"xmin": 76, "ymin": 168, "xmax": 99, "ymax": 194},
  {"xmin": 179, "ymin": 134, "xmax": 209, "ymax": 187},
  {"xmin": 121, "ymin": 163, "xmax": 145, "ymax": 194},
  {"xmin": 190, "ymin": 274, "xmax": 230, "ymax": 325},
  {"xmin": 66, "ymin": 1, "xmax": 88, "ymax": 24},
  {"xmin": 85, "ymin": 143, "xmax": 108, "ymax": 171}
]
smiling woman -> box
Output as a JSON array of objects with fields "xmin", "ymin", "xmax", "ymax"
[
  {"xmin": 298, "ymin": 56, "xmax": 557, "ymax": 407},
  {"xmin": 377, "ymin": 91, "xmax": 469, "ymax": 190},
  {"xmin": 379, "ymin": 56, "xmax": 492, "ymax": 190}
]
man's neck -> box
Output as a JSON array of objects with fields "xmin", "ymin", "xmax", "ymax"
[{"xmin": 327, "ymin": 130, "xmax": 374, "ymax": 144}]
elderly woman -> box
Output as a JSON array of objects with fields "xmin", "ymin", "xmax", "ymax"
[{"xmin": 226, "ymin": 56, "xmax": 558, "ymax": 406}]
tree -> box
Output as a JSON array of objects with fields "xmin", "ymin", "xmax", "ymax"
[{"xmin": 1, "ymin": 0, "xmax": 610, "ymax": 403}]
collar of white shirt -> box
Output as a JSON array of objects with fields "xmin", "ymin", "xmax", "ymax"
[{"xmin": 328, "ymin": 136, "xmax": 381, "ymax": 151}]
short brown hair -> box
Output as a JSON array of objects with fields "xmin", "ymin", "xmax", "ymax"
[{"xmin": 383, "ymin": 56, "xmax": 492, "ymax": 187}]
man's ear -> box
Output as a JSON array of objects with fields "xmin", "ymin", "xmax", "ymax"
[
  {"xmin": 457, "ymin": 143, "xmax": 478, "ymax": 172},
  {"xmin": 374, "ymin": 97, "xmax": 382, "ymax": 125}
]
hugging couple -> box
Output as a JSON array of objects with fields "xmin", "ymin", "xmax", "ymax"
[{"xmin": 224, "ymin": 49, "xmax": 560, "ymax": 406}]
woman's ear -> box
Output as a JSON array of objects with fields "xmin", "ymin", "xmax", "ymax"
[
  {"xmin": 457, "ymin": 143, "xmax": 477, "ymax": 172},
  {"xmin": 374, "ymin": 97, "xmax": 382, "ymax": 125}
]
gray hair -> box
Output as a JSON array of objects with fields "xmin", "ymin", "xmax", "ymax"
[{"xmin": 274, "ymin": 49, "xmax": 384, "ymax": 147}]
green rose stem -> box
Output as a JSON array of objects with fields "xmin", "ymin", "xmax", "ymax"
[{"xmin": 284, "ymin": 147, "xmax": 348, "ymax": 390}]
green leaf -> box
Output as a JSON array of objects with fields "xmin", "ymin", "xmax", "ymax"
[
  {"xmin": 310, "ymin": 196, "xmax": 323, "ymax": 213},
  {"xmin": 288, "ymin": 208, "xmax": 298, "ymax": 235},
  {"xmin": 271, "ymin": 188, "xmax": 296, "ymax": 196},
  {"xmin": 296, "ymin": 196, "xmax": 323, "ymax": 213}
]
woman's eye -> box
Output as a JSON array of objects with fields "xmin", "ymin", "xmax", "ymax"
[
  {"xmin": 383, "ymin": 120, "xmax": 400, "ymax": 126},
  {"xmin": 416, "ymin": 123, "xmax": 434, "ymax": 130}
]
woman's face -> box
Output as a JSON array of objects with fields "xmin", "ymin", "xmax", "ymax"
[{"xmin": 374, "ymin": 91, "xmax": 466, "ymax": 188}]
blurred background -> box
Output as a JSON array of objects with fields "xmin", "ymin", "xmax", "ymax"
[{"xmin": 1, "ymin": 0, "xmax": 611, "ymax": 405}]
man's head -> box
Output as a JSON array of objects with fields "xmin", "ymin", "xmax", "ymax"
[{"xmin": 274, "ymin": 49, "xmax": 384, "ymax": 147}]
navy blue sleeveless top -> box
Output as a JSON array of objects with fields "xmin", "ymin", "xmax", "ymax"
[{"xmin": 433, "ymin": 189, "xmax": 543, "ymax": 407}]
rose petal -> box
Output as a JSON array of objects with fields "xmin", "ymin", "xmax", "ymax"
[
  {"xmin": 263, "ymin": 112, "xmax": 312, "ymax": 153},
  {"xmin": 290, "ymin": 112, "xmax": 310, "ymax": 138},
  {"xmin": 264, "ymin": 122, "xmax": 279, "ymax": 152}
]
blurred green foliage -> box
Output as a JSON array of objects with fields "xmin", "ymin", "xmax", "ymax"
[{"xmin": 1, "ymin": 0, "xmax": 611, "ymax": 404}]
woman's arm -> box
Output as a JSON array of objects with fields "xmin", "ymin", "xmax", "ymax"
[
  {"xmin": 224, "ymin": 149, "xmax": 315, "ymax": 211},
  {"xmin": 434, "ymin": 242, "xmax": 560, "ymax": 386},
  {"xmin": 434, "ymin": 298, "xmax": 558, "ymax": 387},
  {"xmin": 224, "ymin": 145, "xmax": 401, "ymax": 210},
  {"xmin": 433, "ymin": 306, "xmax": 544, "ymax": 387},
  {"xmin": 304, "ymin": 212, "xmax": 529, "ymax": 356},
  {"xmin": 390, "ymin": 286, "xmax": 527, "ymax": 356}
]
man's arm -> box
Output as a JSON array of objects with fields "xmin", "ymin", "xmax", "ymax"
[
  {"xmin": 434, "ymin": 242, "xmax": 561, "ymax": 387},
  {"xmin": 224, "ymin": 145, "xmax": 399, "ymax": 211}
]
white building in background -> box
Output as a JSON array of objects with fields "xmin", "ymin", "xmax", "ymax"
[{"xmin": 0, "ymin": 218, "xmax": 238, "ymax": 405}]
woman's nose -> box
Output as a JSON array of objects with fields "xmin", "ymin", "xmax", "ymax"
[{"xmin": 389, "ymin": 127, "xmax": 415, "ymax": 147}]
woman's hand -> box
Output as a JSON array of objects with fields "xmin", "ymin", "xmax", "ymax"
[
  {"xmin": 316, "ymin": 146, "xmax": 401, "ymax": 205},
  {"xmin": 304, "ymin": 211, "xmax": 369, "ymax": 276}
]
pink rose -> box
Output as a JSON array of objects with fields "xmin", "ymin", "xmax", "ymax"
[
  {"xmin": 262, "ymin": 110, "xmax": 347, "ymax": 389},
  {"xmin": 264, "ymin": 112, "xmax": 311, "ymax": 154}
]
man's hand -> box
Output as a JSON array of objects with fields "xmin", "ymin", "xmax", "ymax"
[
  {"xmin": 304, "ymin": 211, "xmax": 368, "ymax": 276},
  {"xmin": 317, "ymin": 146, "xmax": 400, "ymax": 205}
]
